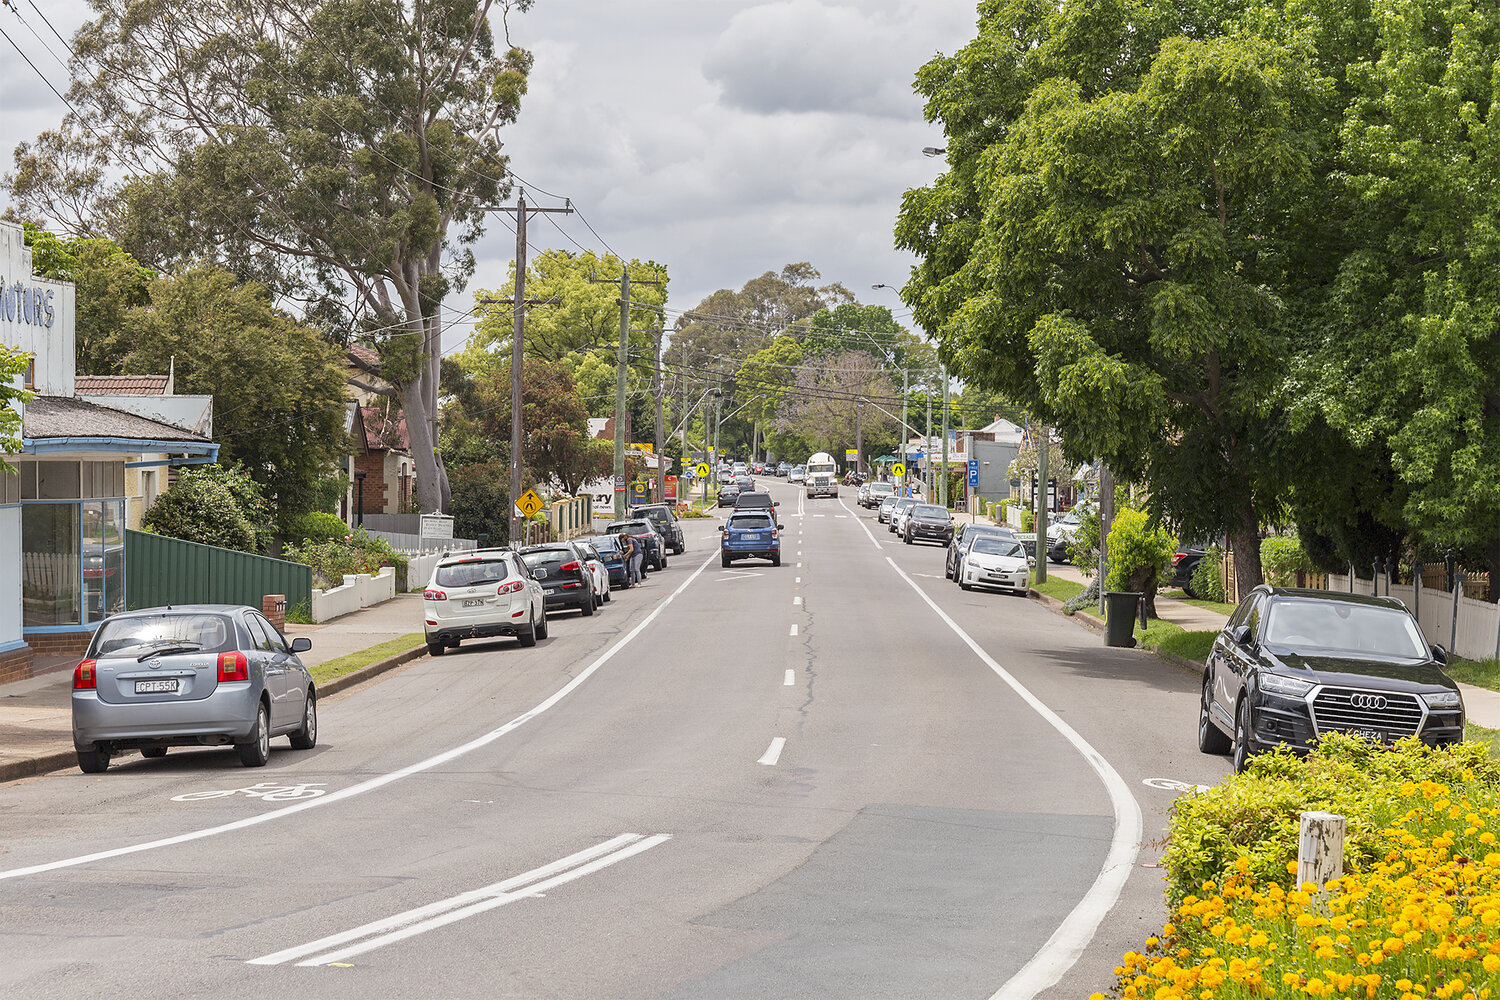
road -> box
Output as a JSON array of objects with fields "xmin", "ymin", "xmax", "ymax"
[{"xmin": 0, "ymin": 479, "xmax": 1229, "ymax": 999}]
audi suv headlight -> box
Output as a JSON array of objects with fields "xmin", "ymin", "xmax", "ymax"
[
  {"xmin": 1422, "ymin": 690, "xmax": 1462, "ymax": 710},
  {"xmin": 1260, "ymin": 673, "xmax": 1315, "ymax": 698}
]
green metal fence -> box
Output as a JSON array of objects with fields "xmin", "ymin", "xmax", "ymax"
[{"xmin": 125, "ymin": 530, "xmax": 312, "ymax": 612}]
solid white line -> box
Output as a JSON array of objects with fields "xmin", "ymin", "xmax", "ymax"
[
  {"xmin": 835, "ymin": 496, "xmax": 1143, "ymax": 1000},
  {"xmin": 295, "ymin": 835, "xmax": 672, "ymax": 966},
  {"xmin": 0, "ymin": 552, "xmax": 722, "ymax": 883},
  {"xmin": 784, "ymin": 669, "xmax": 795, "ymax": 686},
  {"xmin": 788, "ymin": 624, "xmax": 798, "ymax": 636},
  {"xmin": 249, "ymin": 834, "xmax": 643, "ymax": 965},
  {"xmin": 757, "ymin": 737, "xmax": 786, "ymax": 765}
]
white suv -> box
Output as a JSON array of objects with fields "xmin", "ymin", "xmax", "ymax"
[{"xmin": 422, "ymin": 550, "xmax": 546, "ymax": 656}]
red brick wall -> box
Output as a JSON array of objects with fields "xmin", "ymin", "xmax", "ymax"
[
  {"xmin": 353, "ymin": 451, "xmax": 391, "ymax": 516},
  {"xmin": 0, "ymin": 645, "xmax": 34, "ymax": 685},
  {"xmin": 23, "ymin": 633, "xmax": 92, "ymax": 657}
]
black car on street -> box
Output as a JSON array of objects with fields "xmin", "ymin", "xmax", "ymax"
[
  {"xmin": 1199, "ymin": 586, "xmax": 1464, "ymax": 772},
  {"xmin": 519, "ymin": 543, "xmax": 596, "ymax": 617},
  {"xmin": 903, "ymin": 504, "xmax": 954, "ymax": 545},
  {"xmin": 630, "ymin": 503, "xmax": 686, "ymax": 555},
  {"xmin": 606, "ymin": 519, "xmax": 667, "ymax": 571}
]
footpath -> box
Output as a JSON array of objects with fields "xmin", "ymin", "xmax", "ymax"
[
  {"xmin": 0, "ymin": 594, "xmax": 425, "ymax": 783},
  {"xmin": 952, "ymin": 508, "xmax": 1500, "ymax": 729}
]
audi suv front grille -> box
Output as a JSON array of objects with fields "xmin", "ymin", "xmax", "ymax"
[{"xmin": 1310, "ymin": 687, "xmax": 1425, "ymax": 738}]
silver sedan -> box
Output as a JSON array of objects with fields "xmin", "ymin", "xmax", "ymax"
[{"xmin": 71, "ymin": 605, "xmax": 317, "ymax": 773}]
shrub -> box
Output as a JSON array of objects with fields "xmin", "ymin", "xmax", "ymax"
[
  {"xmin": 1104, "ymin": 508, "xmax": 1177, "ymax": 616},
  {"xmin": 142, "ymin": 466, "xmax": 267, "ymax": 552},
  {"xmin": 1068, "ymin": 505, "xmax": 1102, "ymax": 571},
  {"xmin": 447, "ymin": 461, "xmax": 510, "ymax": 544},
  {"xmin": 1261, "ymin": 534, "xmax": 1313, "ymax": 587},
  {"xmin": 997, "ymin": 498, "xmax": 1009, "ymax": 523},
  {"xmin": 1190, "ymin": 543, "xmax": 1227, "ymax": 602},
  {"xmin": 1020, "ymin": 507, "xmax": 1035, "ymax": 532},
  {"xmin": 284, "ymin": 527, "xmax": 407, "ymax": 590},
  {"xmin": 290, "ymin": 511, "xmax": 349, "ymax": 544}
]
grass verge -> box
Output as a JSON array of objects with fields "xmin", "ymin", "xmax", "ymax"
[
  {"xmin": 1466, "ymin": 720, "xmax": 1500, "ymax": 757},
  {"xmin": 310, "ymin": 633, "xmax": 425, "ymax": 685},
  {"xmin": 1442, "ymin": 654, "xmax": 1500, "ymax": 692},
  {"xmin": 1132, "ymin": 618, "xmax": 1216, "ymax": 662},
  {"xmin": 1032, "ymin": 577, "xmax": 1084, "ymax": 603}
]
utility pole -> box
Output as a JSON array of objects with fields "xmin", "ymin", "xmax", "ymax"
[
  {"xmin": 900, "ymin": 367, "xmax": 909, "ymax": 495},
  {"xmin": 591, "ymin": 266, "xmax": 663, "ymax": 520},
  {"xmin": 940, "ymin": 364, "xmax": 950, "ymax": 508},
  {"xmin": 653, "ymin": 323, "xmax": 665, "ymax": 505},
  {"xmin": 925, "ymin": 379, "xmax": 933, "ymax": 501},
  {"xmin": 1099, "ymin": 462, "xmax": 1114, "ymax": 616},
  {"xmin": 679, "ymin": 340, "xmax": 689, "ymax": 497},
  {"xmin": 1035, "ymin": 424, "xmax": 1050, "ymax": 584},
  {"xmin": 855, "ymin": 399, "xmax": 864, "ymax": 475},
  {"xmin": 479, "ymin": 192, "xmax": 570, "ymax": 546}
]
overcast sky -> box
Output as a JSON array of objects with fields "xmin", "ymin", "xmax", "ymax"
[{"xmin": 2, "ymin": 0, "xmax": 978, "ymax": 351}]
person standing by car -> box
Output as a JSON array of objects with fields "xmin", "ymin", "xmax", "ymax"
[{"xmin": 624, "ymin": 531, "xmax": 644, "ymax": 586}]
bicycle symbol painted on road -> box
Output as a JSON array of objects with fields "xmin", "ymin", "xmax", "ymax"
[
  {"xmin": 171, "ymin": 782, "xmax": 328, "ymax": 803},
  {"xmin": 1141, "ymin": 777, "xmax": 1214, "ymax": 794}
]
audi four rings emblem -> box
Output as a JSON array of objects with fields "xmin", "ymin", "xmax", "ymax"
[{"xmin": 1350, "ymin": 694, "xmax": 1387, "ymax": 710}]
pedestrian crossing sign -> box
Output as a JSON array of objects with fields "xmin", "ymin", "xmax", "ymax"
[{"xmin": 516, "ymin": 490, "xmax": 545, "ymax": 518}]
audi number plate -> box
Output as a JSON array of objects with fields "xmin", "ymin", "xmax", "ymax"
[
  {"xmin": 134, "ymin": 678, "xmax": 180, "ymax": 694},
  {"xmin": 1354, "ymin": 728, "xmax": 1386, "ymax": 743},
  {"xmin": 462, "ymin": 598, "xmax": 485, "ymax": 608}
]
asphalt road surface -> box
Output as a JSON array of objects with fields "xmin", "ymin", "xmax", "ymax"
[{"xmin": 0, "ymin": 480, "xmax": 1230, "ymax": 1000}]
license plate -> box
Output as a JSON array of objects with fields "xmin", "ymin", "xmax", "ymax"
[
  {"xmin": 742, "ymin": 533, "xmax": 760, "ymax": 540},
  {"xmin": 135, "ymin": 678, "xmax": 180, "ymax": 694},
  {"xmin": 1354, "ymin": 728, "xmax": 1385, "ymax": 742},
  {"xmin": 462, "ymin": 598, "xmax": 485, "ymax": 608}
]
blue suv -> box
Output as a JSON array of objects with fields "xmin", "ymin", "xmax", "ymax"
[{"xmin": 720, "ymin": 511, "xmax": 782, "ymax": 567}]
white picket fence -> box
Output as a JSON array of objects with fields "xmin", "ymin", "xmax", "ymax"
[{"xmin": 1326, "ymin": 573, "xmax": 1500, "ymax": 661}]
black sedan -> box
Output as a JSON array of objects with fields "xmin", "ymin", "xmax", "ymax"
[
  {"xmin": 946, "ymin": 523, "xmax": 1016, "ymax": 579},
  {"xmin": 902, "ymin": 504, "xmax": 954, "ymax": 545},
  {"xmin": 606, "ymin": 519, "xmax": 667, "ymax": 571},
  {"xmin": 519, "ymin": 543, "xmax": 596, "ymax": 617},
  {"xmin": 717, "ymin": 483, "xmax": 741, "ymax": 507},
  {"xmin": 1199, "ymin": 586, "xmax": 1464, "ymax": 772}
]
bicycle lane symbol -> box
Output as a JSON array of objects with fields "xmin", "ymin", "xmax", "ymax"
[
  {"xmin": 171, "ymin": 782, "xmax": 328, "ymax": 803},
  {"xmin": 1141, "ymin": 777, "xmax": 1214, "ymax": 794}
]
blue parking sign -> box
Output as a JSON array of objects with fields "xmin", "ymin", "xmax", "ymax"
[{"xmin": 967, "ymin": 458, "xmax": 980, "ymax": 488}]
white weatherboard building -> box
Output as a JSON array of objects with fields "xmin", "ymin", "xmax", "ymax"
[{"xmin": 0, "ymin": 221, "xmax": 218, "ymax": 680}]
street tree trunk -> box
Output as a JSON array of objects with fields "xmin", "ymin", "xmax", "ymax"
[{"xmin": 1230, "ymin": 508, "xmax": 1264, "ymax": 601}]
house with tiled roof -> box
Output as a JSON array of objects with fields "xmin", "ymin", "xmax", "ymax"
[{"xmin": 0, "ymin": 221, "xmax": 219, "ymax": 679}]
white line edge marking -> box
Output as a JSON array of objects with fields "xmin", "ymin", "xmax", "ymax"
[
  {"xmin": 293, "ymin": 835, "xmax": 672, "ymax": 966},
  {"xmin": 783, "ymin": 669, "xmax": 795, "ymax": 686},
  {"xmin": 0, "ymin": 552, "xmax": 722, "ymax": 883},
  {"xmin": 249, "ymin": 833, "xmax": 643, "ymax": 965},
  {"xmin": 788, "ymin": 624, "xmax": 798, "ymax": 636},
  {"xmin": 757, "ymin": 737, "xmax": 786, "ymax": 765},
  {"xmin": 836, "ymin": 496, "xmax": 1143, "ymax": 1000}
]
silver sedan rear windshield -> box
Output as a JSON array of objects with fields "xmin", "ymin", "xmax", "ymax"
[
  {"xmin": 1263, "ymin": 600, "xmax": 1427, "ymax": 658},
  {"xmin": 434, "ymin": 558, "xmax": 512, "ymax": 588},
  {"xmin": 93, "ymin": 613, "xmax": 236, "ymax": 656}
]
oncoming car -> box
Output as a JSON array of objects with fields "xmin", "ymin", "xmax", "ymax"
[
  {"xmin": 71, "ymin": 605, "xmax": 317, "ymax": 773},
  {"xmin": 1199, "ymin": 587, "xmax": 1465, "ymax": 772},
  {"xmin": 423, "ymin": 549, "xmax": 547, "ymax": 655}
]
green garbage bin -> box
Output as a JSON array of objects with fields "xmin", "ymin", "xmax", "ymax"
[{"xmin": 1104, "ymin": 591, "xmax": 1141, "ymax": 648}]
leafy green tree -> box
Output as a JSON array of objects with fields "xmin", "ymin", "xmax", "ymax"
[
  {"xmin": 6, "ymin": 0, "xmax": 536, "ymax": 514},
  {"xmin": 121, "ymin": 269, "xmax": 349, "ymax": 534},
  {"xmin": 142, "ymin": 465, "xmax": 269, "ymax": 552},
  {"xmin": 897, "ymin": 1, "xmax": 1333, "ymax": 598},
  {"xmin": 775, "ymin": 350, "xmax": 898, "ymax": 457},
  {"xmin": 0, "ymin": 346, "xmax": 31, "ymax": 470},
  {"xmin": 22, "ymin": 225, "xmax": 153, "ymax": 374}
]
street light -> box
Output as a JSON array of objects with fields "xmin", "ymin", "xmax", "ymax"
[{"xmin": 922, "ymin": 146, "xmax": 946, "ymax": 157}]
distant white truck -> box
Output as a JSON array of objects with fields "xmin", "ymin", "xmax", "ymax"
[{"xmin": 804, "ymin": 452, "xmax": 839, "ymax": 498}]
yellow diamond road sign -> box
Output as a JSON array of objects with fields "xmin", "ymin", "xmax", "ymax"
[
  {"xmin": 516, "ymin": 489, "xmax": 545, "ymax": 518},
  {"xmin": 891, "ymin": 462, "xmax": 906, "ymax": 478},
  {"xmin": 694, "ymin": 462, "xmax": 711, "ymax": 478}
]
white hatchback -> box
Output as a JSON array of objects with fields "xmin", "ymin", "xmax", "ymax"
[
  {"xmin": 422, "ymin": 550, "xmax": 547, "ymax": 655},
  {"xmin": 959, "ymin": 536, "xmax": 1032, "ymax": 595}
]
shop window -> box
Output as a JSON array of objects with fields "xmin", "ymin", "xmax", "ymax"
[
  {"xmin": 16, "ymin": 461, "xmax": 37, "ymax": 500},
  {"xmin": 1, "ymin": 466, "xmax": 19, "ymax": 504},
  {"xmin": 84, "ymin": 461, "xmax": 125, "ymax": 499},
  {"xmin": 82, "ymin": 500, "xmax": 126, "ymax": 623},
  {"xmin": 22, "ymin": 503, "xmax": 81, "ymax": 627}
]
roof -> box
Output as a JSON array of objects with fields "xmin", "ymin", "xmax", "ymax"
[
  {"xmin": 75, "ymin": 375, "xmax": 171, "ymax": 396},
  {"xmin": 360, "ymin": 405, "xmax": 409, "ymax": 452},
  {"xmin": 347, "ymin": 344, "xmax": 382, "ymax": 368},
  {"xmin": 23, "ymin": 395, "xmax": 212, "ymax": 444}
]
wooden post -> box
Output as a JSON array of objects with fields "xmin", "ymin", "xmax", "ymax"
[{"xmin": 1297, "ymin": 811, "xmax": 1345, "ymax": 905}]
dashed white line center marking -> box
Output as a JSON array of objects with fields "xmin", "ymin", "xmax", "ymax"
[
  {"xmin": 795, "ymin": 577, "xmax": 801, "ymax": 583},
  {"xmin": 758, "ymin": 738, "xmax": 786, "ymax": 765},
  {"xmin": 784, "ymin": 669, "xmax": 795, "ymax": 686},
  {"xmin": 789, "ymin": 624, "xmax": 798, "ymax": 636},
  {"xmin": 793, "ymin": 596, "xmax": 802, "ymax": 606}
]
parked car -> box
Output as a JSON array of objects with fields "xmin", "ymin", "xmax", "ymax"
[
  {"xmin": 788, "ymin": 465, "xmax": 806, "ymax": 484},
  {"xmin": 606, "ymin": 519, "xmax": 667, "ymax": 571},
  {"xmin": 589, "ymin": 533, "xmax": 632, "ymax": 589},
  {"xmin": 958, "ymin": 536, "xmax": 1032, "ymax": 595},
  {"xmin": 733, "ymin": 492, "xmax": 779, "ymax": 513},
  {"xmin": 946, "ymin": 523, "xmax": 1016, "ymax": 579},
  {"xmin": 903, "ymin": 504, "xmax": 955, "ymax": 545},
  {"xmin": 630, "ymin": 503, "xmax": 686, "ymax": 555},
  {"xmin": 71, "ymin": 605, "xmax": 318, "ymax": 772},
  {"xmin": 1199, "ymin": 587, "xmax": 1465, "ymax": 772},
  {"xmin": 720, "ymin": 510, "xmax": 782, "ymax": 566},
  {"xmin": 574, "ymin": 539, "xmax": 613, "ymax": 604},
  {"xmin": 717, "ymin": 482, "xmax": 742, "ymax": 507},
  {"xmin": 752, "ymin": 462, "xmax": 766, "ymax": 475},
  {"xmin": 423, "ymin": 549, "xmax": 547, "ymax": 655},
  {"xmin": 1172, "ymin": 544, "xmax": 1209, "ymax": 596},
  {"xmin": 888, "ymin": 497, "xmax": 918, "ymax": 535},
  {"xmin": 520, "ymin": 543, "xmax": 597, "ymax": 618},
  {"xmin": 1044, "ymin": 504, "xmax": 1092, "ymax": 563},
  {"xmin": 858, "ymin": 481, "xmax": 895, "ymax": 508},
  {"xmin": 877, "ymin": 495, "xmax": 900, "ymax": 524}
]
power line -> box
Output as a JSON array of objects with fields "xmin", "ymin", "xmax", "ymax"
[{"xmin": 22, "ymin": 0, "xmax": 72, "ymax": 55}]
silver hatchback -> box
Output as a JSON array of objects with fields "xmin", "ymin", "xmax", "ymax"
[{"xmin": 71, "ymin": 605, "xmax": 317, "ymax": 773}]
